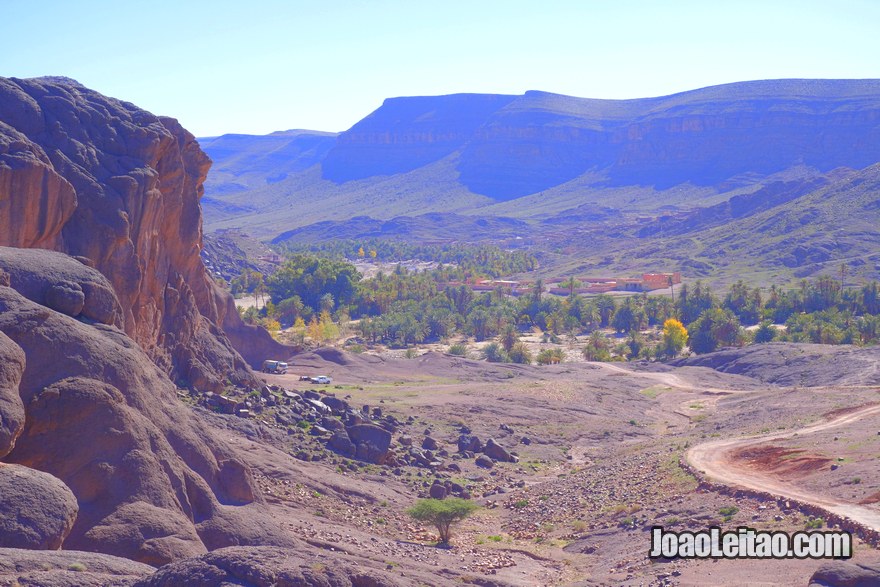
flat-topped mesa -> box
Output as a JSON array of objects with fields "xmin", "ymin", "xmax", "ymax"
[
  {"xmin": 320, "ymin": 80, "xmax": 880, "ymax": 200},
  {"xmin": 0, "ymin": 76, "xmax": 289, "ymax": 390}
]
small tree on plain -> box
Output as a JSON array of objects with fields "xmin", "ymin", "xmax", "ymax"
[{"xmin": 408, "ymin": 498, "xmax": 479, "ymax": 545}]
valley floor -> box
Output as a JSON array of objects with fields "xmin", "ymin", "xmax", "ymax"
[{"xmin": 186, "ymin": 344, "xmax": 880, "ymax": 586}]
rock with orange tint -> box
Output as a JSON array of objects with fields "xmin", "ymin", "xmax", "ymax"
[{"xmin": 0, "ymin": 76, "xmax": 291, "ymax": 391}]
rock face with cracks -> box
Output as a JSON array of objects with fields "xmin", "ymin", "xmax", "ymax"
[{"xmin": 0, "ymin": 75, "xmax": 291, "ymax": 391}]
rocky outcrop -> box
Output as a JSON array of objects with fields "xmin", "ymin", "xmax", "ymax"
[
  {"xmin": 0, "ymin": 464, "xmax": 78, "ymax": 549},
  {"xmin": 0, "ymin": 76, "xmax": 290, "ymax": 390},
  {"xmin": 809, "ymin": 560, "xmax": 880, "ymax": 586},
  {"xmin": 0, "ymin": 547, "xmax": 155, "ymax": 586},
  {"xmin": 0, "ymin": 328, "xmax": 25, "ymax": 458},
  {"xmin": 133, "ymin": 546, "xmax": 404, "ymax": 587},
  {"xmin": 0, "ymin": 254, "xmax": 292, "ymax": 564}
]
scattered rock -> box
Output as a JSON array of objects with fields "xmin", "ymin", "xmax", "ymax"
[
  {"xmin": 476, "ymin": 455, "xmax": 495, "ymax": 469},
  {"xmin": 458, "ymin": 434, "xmax": 483, "ymax": 453},
  {"xmin": 484, "ymin": 438, "xmax": 517, "ymax": 463}
]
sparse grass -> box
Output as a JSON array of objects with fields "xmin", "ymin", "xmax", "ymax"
[
  {"xmin": 660, "ymin": 451, "xmax": 699, "ymax": 491},
  {"xmin": 719, "ymin": 506, "xmax": 739, "ymax": 522},
  {"xmin": 513, "ymin": 499, "xmax": 529, "ymax": 509},
  {"xmin": 640, "ymin": 385, "xmax": 671, "ymax": 399},
  {"xmin": 67, "ymin": 562, "xmax": 87, "ymax": 572},
  {"xmin": 618, "ymin": 516, "xmax": 636, "ymax": 528},
  {"xmin": 805, "ymin": 516, "xmax": 824, "ymax": 529}
]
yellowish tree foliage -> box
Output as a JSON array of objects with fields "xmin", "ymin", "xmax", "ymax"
[
  {"xmin": 662, "ymin": 318, "xmax": 688, "ymax": 357},
  {"xmin": 307, "ymin": 316, "xmax": 322, "ymax": 342}
]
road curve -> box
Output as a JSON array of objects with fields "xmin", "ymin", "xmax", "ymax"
[
  {"xmin": 593, "ymin": 361, "xmax": 880, "ymax": 529},
  {"xmin": 686, "ymin": 403, "xmax": 880, "ymax": 531}
]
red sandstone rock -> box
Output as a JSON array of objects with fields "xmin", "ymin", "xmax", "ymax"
[{"xmin": 0, "ymin": 76, "xmax": 291, "ymax": 391}]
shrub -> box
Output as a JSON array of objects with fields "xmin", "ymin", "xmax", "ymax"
[
  {"xmin": 754, "ymin": 321, "xmax": 776, "ymax": 343},
  {"xmin": 482, "ymin": 342, "xmax": 509, "ymax": 363},
  {"xmin": 448, "ymin": 343, "xmax": 469, "ymax": 357},
  {"xmin": 508, "ymin": 342, "xmax": 533, "ymax": 364},
  {"xmin": 536, "ymin": 348, "xmax": 565, "ymax": 365},
  {"xmin": 805, "ymin": 517, "xmax": 824, "ymax": 529}
]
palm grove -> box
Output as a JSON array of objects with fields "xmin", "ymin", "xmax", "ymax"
[{"xmin": 234, "ymin": 249, "xmax": 880, "ymax": 362}]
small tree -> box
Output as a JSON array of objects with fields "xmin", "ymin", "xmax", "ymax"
[
  {"xmin": 582, "ymin": 331, "xmax": 611, "ymax": 362},
  {"xmin": 661, "ymin": 318, "xmax": 688, "ymax": 358},
  {"xmin": 408, "ymin": 498, "xmax": 479, "ymax": 545}
]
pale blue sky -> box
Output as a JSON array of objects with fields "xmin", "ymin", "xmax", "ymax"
[{"xmin": 2, "ymin": 1, "xmax": 878, "ymax": 136}]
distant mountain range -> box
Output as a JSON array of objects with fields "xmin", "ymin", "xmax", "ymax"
[{"xmin": 199, "ymin": 79, "xmax": 880, "ymax": 285}]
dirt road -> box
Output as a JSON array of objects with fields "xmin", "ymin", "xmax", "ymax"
[
  {"xmin": 686, "ymin": 401, "xmax": 880, "ymax": 530},
  {"xmin": 595, "ymin": 362, "xmax": 880, "ymax": 530}
]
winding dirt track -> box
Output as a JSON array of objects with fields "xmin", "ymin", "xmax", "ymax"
[
  {"xmin": 687, "ymin": 403, "xmax": 880, "ymax": 531},
  {"xmin": 597, "ymin": 363, "xmax": 880, "ymax": 531}
]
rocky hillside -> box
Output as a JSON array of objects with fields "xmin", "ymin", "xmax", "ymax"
[
  {"xmin": 202, "ymin": 79, "xmax": 880, "ymax": 238},
  {"xmin": 0, "ymin": 76, "xmax": 430, "ymax": 586},
  {"xmin": 0, "ymin": 76, "xmax": 289, "ymax": 389}
]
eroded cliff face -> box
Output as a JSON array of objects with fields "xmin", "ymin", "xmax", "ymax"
[
  {"xmin": 0, "ymin": 76, "xmax": 288, "ymax": 390},
  {"xmin": 318, "ymin": 81, "xmax": 880, "ymax": 200}
]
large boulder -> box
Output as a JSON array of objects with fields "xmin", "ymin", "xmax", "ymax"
[
  {"xmin": 484, "ymin": 438, "xmax": 516, "ymax": 463},
  {"xmin": 0, "ymin": 283, "xmax": 286, "ymax": 565},
  {"xmin": 327, "ymin": 430, "xmax": 356, "ymax": 458},
  {"xmin": 0, "ymin": 464, "xmax": 78, "ymax": 550},
  {"xmin": 346, "ymin": 424, "xmax": 392, "ymax": 464},
  {"xmin": 0, "ymin": 246, "xmax": 123, "ymax": 327},
  {"xmin": 133, "ymin": 546, "xmax": 404, "ymax": 587},
  {"xmin": 810, "ymin": 561, "xmax": 880, "ymax": 586}
]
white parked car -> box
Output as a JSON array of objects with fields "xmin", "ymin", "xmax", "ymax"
[{"xmin": 311, "ymin": 375, "xmax": 332, "ymax": 384}]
